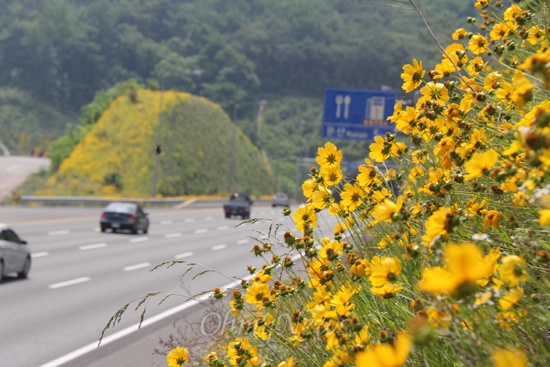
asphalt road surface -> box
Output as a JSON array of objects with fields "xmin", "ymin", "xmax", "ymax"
[
  {"xmin": 0, "ymin": 156, "xmax": 50, "ymax": 200},
  {"xmin": 0, "ymin": 204, "xmax": 334, "ymax": 367}
]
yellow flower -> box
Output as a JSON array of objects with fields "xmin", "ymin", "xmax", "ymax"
[
  {"xmin": 293, "ymin": 204, "xmax": 317, "ymax": 232},
  {"xmin": 464, "ymin": 149, "xmax": 499, "ymax": 181},
  {"xmin": 316, "ymin": 142, "xmax": 342, "ymax": 168},
  {"xmin": 167, "ymin": 346, "xmax": 189, "ymax": 367},
  {"xmin": 469, "ymin": 34, "xmax": 488, "ymax": 54},
  {"xmin": 227, "ymin": 338, "xmax": 259, "ymax": 367},
  {"xmin": 244, "ymin": 281, "xmax": 270, "ymax": 309},
  {"xmin": 369, "ymin": 135, "xmax": 391, "ymax": 162},
  {"xmin": 401, "ymin": 58, "xmax": 425, "ymax": 92},
  {"xmin": 491, "ymin": 348, "xmax": 528, "ymax": 367},
  {"xmin": 421, "ymin": 206, "xmax": 453, "ymax": 246},
  {"xmin": 538, "ymin": 209, "xmax": 550, "ymax": 226},
  {"xmin": 369, "ymin": 256, "xmax": 402, "ymax": 288},
  {"xmin": 481, "ymin": 209, "xmax": 503, "ymax": 230},
  {"xmin": 371, "ymin": 196, "xmax": 404, "ymax": 224},
  {"xmin": 319, "ymin": 165, "xmax": 343, "ymax": 187},
  {"xmin": 301, "ymin": 178, "xmax": 317, "ymax": 200},
  {"xmin": 370, "ymin": 282, "xmax": 404, "ymax": 296},
  {"xmin": 355, "ymin": 332, "xmax": 412, "ymax": 367},
  {"xmin": 311, "ymin": 185, "xmax": 333, "ymax": 210},
  {"xmin": 418, "ymin": 82, "xmax": 449, "ymax": 106},
  {"xmin": 340, "ymin": 182, "xmax": 365, "ymax": 211},
  {"xmin": 426, "ymin": 306, "xmax": 452, "ymax": 328},
  {"xmin": 498, "ymin": 255, "xmax": 528, "ymax": 286},
  {"xmin": 277, "ymin": 357, "xmax": 294, "ymax": 367},
  {"xmin": 418, "ymin": 243, "xmax": 494, "ymax": 296},
  {"xmin": 351, "ymin": 258, "xmax": 372, "ymax": 278},
  {"xmin": 452, "ymin": 28, "xmax": 468, "ymax": 40},
  {"xmin": 499, "ymin": 287, "xmax": 524, "ymax": 310}
]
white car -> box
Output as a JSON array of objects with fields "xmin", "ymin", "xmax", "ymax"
[
  {"xmin": 0, "ymin": 224, "xmax": 31, "ymax": 282},
  {"xmin": 271, "ymin": 193, "xmax": 290, "ymax": 208}
]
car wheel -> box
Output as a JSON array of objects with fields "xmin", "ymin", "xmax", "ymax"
[
  {"xmin": 100, "ymin": 226, "xmax": 106, "ymax": 233},
  {"xmin": 0, "ymin": 261, "xmax": 3, "ymax": 283},
  {"xmin": 225, "ymin": 214, "xmax": 230, "ymax": 218},
  {"xmin": 143, "ymin": 228, "xmax": 148, "ymax": 234},
  {"xmin": 18, "ymin": 257, "xmax": 31, "ymax": 279}
]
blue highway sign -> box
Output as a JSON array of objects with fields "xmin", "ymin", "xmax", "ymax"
[{"xmin": 322, "ymin": 88, "xmax": 397, "ymax": 141}]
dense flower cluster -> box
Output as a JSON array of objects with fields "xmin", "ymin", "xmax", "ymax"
[{"xmin": 168, "ymin": 1, "xmax": 549, "ymax": 366}]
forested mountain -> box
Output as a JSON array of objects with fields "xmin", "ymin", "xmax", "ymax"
[
  {"xmin": 0, "ymin": 0, "xmax": 473, "ymax": 112},
  {"xmin": 1, "ymin": 0, "xmax": 476, "ymax": 197}
]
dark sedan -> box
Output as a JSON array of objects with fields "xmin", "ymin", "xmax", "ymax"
[{"xmin": 100, "ymin": 202, "xmax": 149, "ymax": 234}]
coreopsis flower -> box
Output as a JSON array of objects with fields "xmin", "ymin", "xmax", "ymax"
[
  {"xmin": 316, "ymin": 142, "xmax": 342, "ymax": 168},
  {"xmin": 371, "ymin": 196, "xmax": 404, "ymax": 224},
  {"xmin": 340, "ymin": 182, "xmax": 366, "ymax": 211},
  {"xmin": 481, "ymin": 209, "xmax": 503, "ymax": 230},
  {"xmin": 452, "ymin": 27, "xmax": 468, "ymax": 40},
  {"xmin": 401, "ymin": 58, "xmax": 425, "ymax": 92},
  {"xmin": 498, "ymin": 255, "xmax": 528, "ymax": 286},
  {"xmin": 369, "ymin": 135, "xmax": 391, "ymax": 162},
  {"xmin": 370, "ymin": 282, "xmax": 404, "ymax": 296},
  {"xmin": 355, "ymin": 331, "xmax": 412, "ymax": 367},
  {"xmin": 421, "ymin": 206, "xmax": 454, "ymax": 246},
  {"xmin": 293, "ymin": 204, "xmax": 317, "ymax": 232},
  {"xmin": 311, "ymin": 185, "xmax": 333, "ymax": 210},
  {"xmin": 244, "ymin": 281, "xmax": 270, "ymax": 310},
  {"xmin": 483, "ymin": 72, "xmax": 504, "ymax": 92},
  {"xmin": 527, "ymin": 25, "xmax": 546, "ymax": 45},
  {"xmin": 496, "ymin": 312, "xmax": 520, "ymax": 329},
  {"xmin": 491, "ymin": 348, "xmax": 528, "ymax": 367},
  {"xmin": 227, "ymin": 338, "xmax": 259, "ymax": 367},
  {"xmin": 329, "ymin": 284, "xmax": 357, "ymax": 317},
  {"xmin": 167, "ymin": 346, "xmax": 189, "ymax": 367},
  {"xmin": 369, "ymin": 256, "xmax": 402, "ymax": 288},
  {"xmin": 277, "ymin": 357, "xmax": 294, "ymax": 367},
  {"xmin": 418, "ymin": 243, "xmax": 494, "ymax": 296},
  {"xmin": 469, "ymin": 34, "xmax": 488, "ymax": 54},
  {"xmin": 357, "ymin": 159, "xmax": 382, "ymax": 187},
  {"xmin": 503, "ymin": 4, "xmax": 525, "ymax": 22},
  {"xmin": 301, "ymin": 178, "xmax": 317, "ymax": 201},
  {"xmin": 426, "ymin": 306, "xmax": 452, "ymax": 328},
  {"xmin": 418, "ymin": 82, "xmax": 449, "ymax": 106},
  {"xmin": 490, "ymin": 21, "xmax": 517, "ymax": 41},
  {"xmin": 510, "ymin": 71, "xmax": 535, "ymax": 109},
  {"xmin": 351, "ymin": 258, "xmax": 372, "ymax": 278},
  {"xmin": 319, "ymin": 165, "xmax": 343, "ymax": 187},
  {"xmin": 539, "ymin": 209, "xmax": 550, "ymax": 226},
  {"xmin": 499, "ymin": 287, "xmax": 524, "ymax": 310},
  {"xmin": 464, "ymin": 149, "xmax": 499, "ymax": 181},
  {"xmin": 467, "ymin": 56, "xmax": 488, "ymax": 76}
]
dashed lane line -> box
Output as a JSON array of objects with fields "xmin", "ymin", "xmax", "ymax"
[
  {"xmin": 79, "ymin": 243, "xmax": 107, "ymax": 251},
  {"xmin": 49, "ymin": 277, "xmax": 90, "ymax": 289},
  {"xmin": 212, "ymin": 244, "xmax": 227, "ymax": 251},
  {"xmin": 194, "ymin": 228, "xmax": 208, "ymax": 234},
  {"xmin": 123, "ymin": 263, "xmax": 151, "ymax": 271},
  {"xmin": 164, "ymin": 233, "xmax": 183, "ymax": 238},
  {"xmin": 48, "ymin": 230, "xmax": 70, "ymax": 235},
  {"xmin": 174, "ymin": 252, "xmax": 193, "ymax": 259},
  {"xmin": 129, "ymin": 237, "xmax": 149, "ymax": 243},
  {"xmin": 32, "ymin": 252, "xmax": 49, "ymax": 258}
]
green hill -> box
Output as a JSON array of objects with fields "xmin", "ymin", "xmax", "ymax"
[{"xmin": 41, "ymin": 89, "xmax": 273, "ymax": 198}]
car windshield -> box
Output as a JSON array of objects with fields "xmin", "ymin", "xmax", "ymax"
[{"xmin": 105, "ymin": 202, "xmax": 137, "ymax": 213}]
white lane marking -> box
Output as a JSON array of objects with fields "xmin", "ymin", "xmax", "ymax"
[
  {"xmin": 194, "ymin": 228, "xmax": 207, "ymax": 234},
  {"xmin": 48, "ymin": 230, "xmax": 70, "ymax": 235},
  {"xmin": 174, "ymin": 252, "xmax": 193, "ymax": 259},
  {"xmin": 123, "ymin": 263, "xmax": 150, "ymax": 271},
  {"xmin": 79, "ymin": 243, "xmax": 107, "ymax": 251},
  {"xmin": 204, "ymin": 216, "xmax": 213, "ymax": 220},
  {"xmin": 32, "ymin": 252, "xmax": 49, "ymax": 258},
  {"xmin": 129, "ymin": 237, "xmax": 149, "ymax": 243},
  {"xmin": 160, "ymin": 220, "xmax": 172, "ymax": 225},
  {"xmin": 184, "ymin": 218, "xmax": 195, "ymax": 223},
  {"xmin": 237, "ymin": 239, "xmax": 249, "ymax": 244},
  {"xmin": 212, "ymin": 244, "xmax": 227, "ymax": 251},
  {"xmin": 49, "ymin": 277, "xmax": 90, "ymax": 289},
  {"xmin": 217, "ymin": 225, "xmax": 229, "ymax": 230},
  {"xmin": 165, "ymin": 232, "xmax": 182, "ymax": 238}
]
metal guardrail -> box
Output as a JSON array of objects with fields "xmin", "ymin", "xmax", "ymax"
[
  {"xmin": 18, "ymin": 196, "xmax": 273, "ymax": 208},
  {"xmin": 19, "ymin": 195, "xmax": 185, "ymax": 207}
]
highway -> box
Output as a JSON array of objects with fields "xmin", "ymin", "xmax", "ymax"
[{"xmin": 0, "ymin": 204, "xmax": 313, "ymax": 367}]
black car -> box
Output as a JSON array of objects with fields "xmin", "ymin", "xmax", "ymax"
[{"xmin": 100, "ymin": 202, "xmax": 149, "ymax": 234}]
